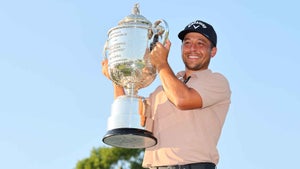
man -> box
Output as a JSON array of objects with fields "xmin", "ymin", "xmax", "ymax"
[{"xmin": 102, "ymin": 20, "xmax": 231, "ymax": 169}]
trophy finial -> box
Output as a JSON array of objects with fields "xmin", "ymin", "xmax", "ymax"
[
  {"xmin": 118, "ymin": 3, "xmax": 150, "ymax": 26},
  {"xmin": 132, "ymin": 3, "xmax": 140, "ymax": 15}
]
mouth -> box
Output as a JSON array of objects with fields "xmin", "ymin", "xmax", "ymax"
[{"xmin": 188, "ymin": 55, "xmax": 199, "ymax": 59}]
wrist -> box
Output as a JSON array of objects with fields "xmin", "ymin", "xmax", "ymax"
[
  {"xmin": 113, "ymin": 83, "xmax": 124, "ymax": 90},
  {"xmin": 156, "ymin": 62, "xmax": 169, "ymax": 73}
]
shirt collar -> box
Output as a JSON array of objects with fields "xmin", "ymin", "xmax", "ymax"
[{"xmin": 176, "ymin": 69, "xmax": 212, "ymax": 81}]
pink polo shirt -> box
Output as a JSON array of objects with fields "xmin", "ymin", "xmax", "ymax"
[{"xmin": 142, "ymin": 69, "xmax": 231, "ymax": 168}]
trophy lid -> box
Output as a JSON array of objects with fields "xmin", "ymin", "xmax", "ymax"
[{"xmin": 118, "ymin": 4, "xmax": 152, "ymax": 26}]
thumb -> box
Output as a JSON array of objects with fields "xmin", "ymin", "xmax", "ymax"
[{"xmin": 164, "ymin": 39, "xmax": 171, "ymax": 50}]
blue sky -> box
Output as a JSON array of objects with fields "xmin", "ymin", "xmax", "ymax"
[{"xmin": 1, "ymin": 0, "xmax": 299, "ymax": 169}]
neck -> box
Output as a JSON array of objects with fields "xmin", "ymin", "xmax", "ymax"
[{"xmin": 184, "ymin": 68, "xmax": 208, "ymax": 77}]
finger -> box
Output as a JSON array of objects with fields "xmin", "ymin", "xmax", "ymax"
[
  {"xmin": 138, "ymin": 99, "xmax": 144, "ymax": 116},
  {"xmin": 154, "ymin": 42, "xmax": 163, "ymax": 49},
  {"xmin": 101, "ymin": 59, "xmax": 108, "ymax": 66},
  {"xmin": 138, "ymin": 98, "xmax": 146, "ymax": 127},
  {"xmin": 164, "ymin": 39, "xmax": 171, "ymax": 50},
  {"xmin": 101, "ymin": 60, "xmax": 110, "ymax": 79},
  {"xmin": 140, "ymin": 115, "xmax": 146, "ymax": 127}
]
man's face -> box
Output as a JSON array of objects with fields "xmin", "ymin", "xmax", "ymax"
[{"xmin": 181, "ymin": 32, "xmax": 216, "ymax": 71}]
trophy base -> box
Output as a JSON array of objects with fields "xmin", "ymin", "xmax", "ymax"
[{"xmin": 102, "ymin": 128, "xmax": 157, "ymax": 149}]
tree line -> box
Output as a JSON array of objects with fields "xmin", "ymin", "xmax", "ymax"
[{"xmin": 75, "ymin": 147, "xmax": 145, "ymax": 169}]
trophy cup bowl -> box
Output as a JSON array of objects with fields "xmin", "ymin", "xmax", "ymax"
[{"xmin": 102, "ymin": 4, "xmax": 169, "ymax": 148}]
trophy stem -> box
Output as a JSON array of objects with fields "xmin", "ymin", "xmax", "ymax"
[
  {"xmin": 103, "ymin": 95, "xmax": 157, "ymax": 148},
  {"xmin": 124, "ymin": 83, "xmax": 138, "ymax": 96}
]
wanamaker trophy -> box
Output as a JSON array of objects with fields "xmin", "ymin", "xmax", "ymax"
[{"xmin": 102, "ymin": 4, "xmax": 169, "ymax": 149}]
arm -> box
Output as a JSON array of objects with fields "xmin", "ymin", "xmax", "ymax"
[{"xmin": 150, "ymin": 40, "xmax": 203, "ymax": 110}]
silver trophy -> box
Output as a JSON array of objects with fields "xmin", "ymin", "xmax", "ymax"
[{"xmin": 102, "ymin": 4, "xmax": 169, "ymax": 148}]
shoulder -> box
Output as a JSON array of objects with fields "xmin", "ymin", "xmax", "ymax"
[
  {"xmin": 210, "ymin": 71, "xmax": 230, "ymax": 85},
  {"xmin": 192, "ymin": 69, "xmax": 231, "ymax": 91},
  {"xmin": 195, "ymin": 69, "xmax": 228, "ymax": 83}
]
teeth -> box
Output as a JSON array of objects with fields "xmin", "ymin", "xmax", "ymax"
[{"xmin": 189, "ymin": 55, "xmax": 199, "ymax": 59}]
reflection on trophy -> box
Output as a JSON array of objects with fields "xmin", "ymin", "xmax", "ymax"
[{"xmin": 102, "ymin": 4, "xmax": 169, "ymax": 148}]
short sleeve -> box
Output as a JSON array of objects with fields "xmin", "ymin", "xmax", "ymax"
[{"xmin": 189, "ymin": 72, "xmax": 231, "ymax": 108}]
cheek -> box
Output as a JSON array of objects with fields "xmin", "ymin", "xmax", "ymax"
[
  {"xmin": 182, "ymin": 45, "xmax": 191, "ymax": 51},
  {"xmin": 182, "ymin": 48, "xmax": 190, "ymax": 56},
  {"xmin": 181, "ymin": 53, "xmax": 185, "ymax": 61}
]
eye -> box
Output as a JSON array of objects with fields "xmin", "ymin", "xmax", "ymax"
[
  {"xmin": 183, "ymin": 40, "xmax": 191, "ymax": 46},
  {"xmin": 197, "ymin": 40, "xmax": 205, "ymax": 46},
  {"xmin": 197, "ymin": 40, "xmax": 210, "ymax": 48}
]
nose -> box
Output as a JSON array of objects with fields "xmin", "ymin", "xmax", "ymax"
[{"xmin": 190, "ymin": 43, "xmax": 197, "ymax": 52}]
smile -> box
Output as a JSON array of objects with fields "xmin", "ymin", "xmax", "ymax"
[{"xmin": 188, "ymin": 55, "xmax": 200, "ymax": 59}]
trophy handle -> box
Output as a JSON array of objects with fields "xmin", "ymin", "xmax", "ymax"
[
  {"xmin": 103, "ymin": 40, "xmax": 109, "ymax": 60},
  {"xmin": 150, "ymin": 19, "xmax": 169, "ymax": 51}
]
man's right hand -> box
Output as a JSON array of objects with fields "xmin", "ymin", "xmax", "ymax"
[{"xmin": 101, "ymin": 59, "xmax": 110, "ymax": 80}]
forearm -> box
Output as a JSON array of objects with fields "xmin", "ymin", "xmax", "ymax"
[
  {"xmin": 158, "ymin": 64, "xmax": 202, "ymax": 110},
  {"xmin": 158, "ymin": 64, "xmax": 188, "ymax": 107}
]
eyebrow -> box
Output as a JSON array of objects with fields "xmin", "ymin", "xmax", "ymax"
[{"xmin": 183, "ymin": 38, "xmax": 208, "ymax": 43}]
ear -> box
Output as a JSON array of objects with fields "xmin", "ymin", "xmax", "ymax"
[{"xmin": 210, "ymin": 47, "xmax": 217, "ymax": 58}]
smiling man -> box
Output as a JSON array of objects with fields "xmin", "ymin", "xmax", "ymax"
[
  {"xmin": 142, "ymin": 20, "xmax": 231, "ymax": 169},
  {"xmin": 102, "ymin": 20, "xmax": 231, "ymax": 169}
]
